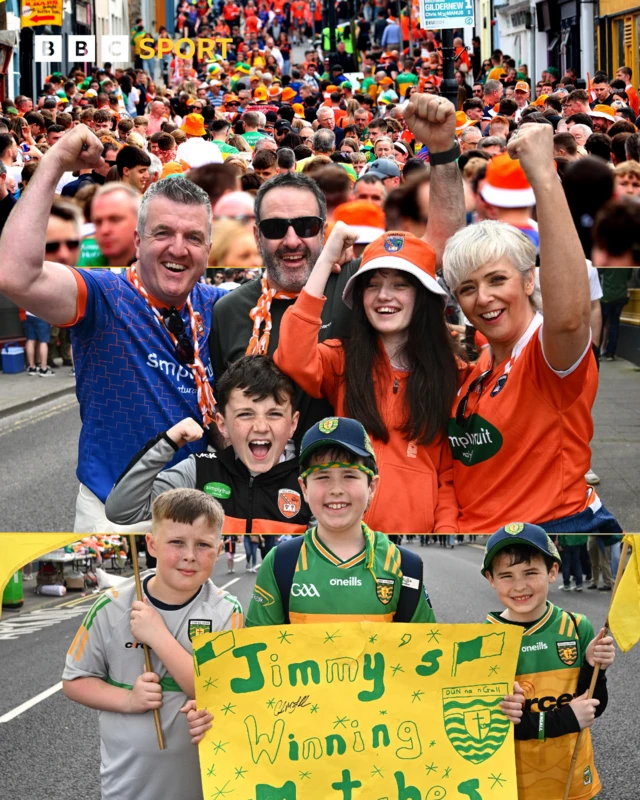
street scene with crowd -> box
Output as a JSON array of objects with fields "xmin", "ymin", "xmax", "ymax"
[{"xmin": 0, "ymin": 2, "xmax": 639, "ymax": 799}]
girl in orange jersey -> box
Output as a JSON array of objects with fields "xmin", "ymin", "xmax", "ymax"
[
  {"xmin": 274, "ymin": 225, "xmax": 463, "ymax": 535},
  {"xmin": 442, "ymin": 124, "xmax": 623, "ymax": 535}
]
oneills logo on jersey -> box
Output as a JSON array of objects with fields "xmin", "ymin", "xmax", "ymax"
[
  {"xmin": 278, "ymin": 488, "xmax": 301, "ymax": 519},
  {"xmin": 188, "ymin": 619, "xmax": 212, "ymax": 641},
  {"xmin": 376, "ymin": 577, "xmax": 395, "ymax": 605},
  {"xmin": 556, "ymin": 640, "xmax": 578, "ymax": 666}
]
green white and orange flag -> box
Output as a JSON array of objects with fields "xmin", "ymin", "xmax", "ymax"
[
  {"xmin": 0, "ymin": 533, "xmax": 79, "ymax": 619},
  {"xmin": 609, "ymin": 535, "xmax": 640, "ymax": 653}
]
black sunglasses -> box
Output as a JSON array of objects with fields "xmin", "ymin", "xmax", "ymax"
[
  {"xmin": 258, "ymin": 216, "xmax": 323, "ymax": 240},
  {"xmin": 162, "ymin": 307, "xmax": 194, "ymax": 365},
  {"xmin": 455, "ymin": 367, "xmax": 492, "ymax": 427},
  {"xmin": 45, "ymin": 239, "xmax": 80, "ymax": 253}
]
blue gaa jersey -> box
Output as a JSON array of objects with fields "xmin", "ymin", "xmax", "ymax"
[{"xmin": 68, "ymin": 268, "xmax": 226, "ymax": 502}]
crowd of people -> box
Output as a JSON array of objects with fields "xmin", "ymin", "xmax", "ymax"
[
  {"xmin": 0, "ymin": 14, "xmax": 638, "ymax": 539},
  {"xmin": 0, "ymin": 14, "xmax": 636, "ymax": 800}
]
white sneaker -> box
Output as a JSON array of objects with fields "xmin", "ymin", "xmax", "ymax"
[{"xmin": 585, "ymin": 469, "xmax": 600, "ymax": 485}]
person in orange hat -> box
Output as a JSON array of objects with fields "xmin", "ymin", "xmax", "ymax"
[
  {"xmin": 180, "ymin": 113, "xmax": 207, "ymax": 138},
  {"xmin": 455, "ymin": 110, "xmax": 478, "ymax": 137},
  {"xmin": 331, "ymin": 200, "xmax": 386, "ymax": 255},
  {"xmin": 442, "ymin": 123, "xmax": 622, "ymax": 540},
  {"xmin": 273, "ymin": 221, "xmax": 462, "ymax": 536},
  {"xmin": 478, "ymin": 152, "xmax": 539, "ymax": 249},
  {"xmin": 514, "ymin": 81, "xmax": 531, "ymax": 120},
  {"xmin": 588, "ymin": 104, "xmax": 616, "ymax": 134},
  {"xmin": 281, "ymin": 87, "xmax": 297, "ymax": 104},
  {"xmin": 253, "ymin": 85, "xmax": 268, "ymax": 104}
]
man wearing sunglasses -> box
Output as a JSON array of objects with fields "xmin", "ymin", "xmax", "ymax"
[
  {"xmin": 211, "ymin": 93, "xmax": 467, "ymax": 446},
  {"xmin": 0, "ymin": 124, "xmax": 227, "ymax": 533}
]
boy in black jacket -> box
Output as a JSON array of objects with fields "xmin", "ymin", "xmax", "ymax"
[{"xmin": 105, "ymin": 356, "xmax": 311, "ymax": 535}]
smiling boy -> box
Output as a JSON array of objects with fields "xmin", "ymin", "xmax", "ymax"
[
  {"xmin": 245, "ymin": 416, "xmax": 436, "ymax": 626},
  {"xmin": 105, "ymin": 355, "xmax": 312, "ymax": 534},
  {"xmin": 483, "ymin": 524, "xmax": 615, "ymax": 800},
  {"xmin": 62, "ymin": 489, "xmax": 242, "ymax": 800},
  {"xmin": 187, "ymin": 419, "xmax": 436, "ymax": 741}
]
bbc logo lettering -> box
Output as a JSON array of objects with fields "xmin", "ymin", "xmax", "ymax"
[
  {"xmin": 101, "ymin": 36, "xmax": 129, "ymax": 60},
  {"xmin": 34, "ymin": 36, "xmax": 62, "ymax": 62},
  {"xmin": 68, "ymin": 36, "xmax": 95, "ymax": 62}
]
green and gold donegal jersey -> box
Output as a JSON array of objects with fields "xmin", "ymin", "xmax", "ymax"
[
  {"xmin": 247, "ymin": 527, "xmax": 435, "ymax": 626},
  {"xmin": 485, "ymin": 602, "xmax": 601, "ymax": 800}
]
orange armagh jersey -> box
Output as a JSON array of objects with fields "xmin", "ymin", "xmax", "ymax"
[{"xmin": 449, "ymin": 314, "xmax": 598, "ymax": 532}]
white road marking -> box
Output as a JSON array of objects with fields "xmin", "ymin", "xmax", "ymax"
[
  {"xmin": 0, "ymin": 682, "xmax": 63, "ymax": 723},
  {"xmin": 0, "ymin": 607, "xmax": 88, "ymax": 640},
  {"xmin": 220, "ymin": 577, "xmax": 242, "ymax": 590}
]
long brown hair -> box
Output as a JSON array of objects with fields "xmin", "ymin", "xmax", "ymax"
[{"xmin": 342, "ymin": 272, "xmax": 463, "ymax": 445}]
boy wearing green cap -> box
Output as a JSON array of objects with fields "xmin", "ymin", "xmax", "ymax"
[
  {"xmin": 482, "ymin": 523, "xmax": 615, "ymax": 800},
  {"xmin": 185, "ymin": 416, "xmax": 435, "ymax": 742},
  {"xmin": 245, "ymin": 416, "xmax": 436, "ymax": 626}
]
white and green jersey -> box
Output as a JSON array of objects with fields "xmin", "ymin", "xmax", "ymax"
[
  {"xmin": 246, "ymin": 527, "xmax": 435, "ymax": 626},
  {"xmin": 63, "ymin": 573, "xmax": 242, "ymax": 800}
]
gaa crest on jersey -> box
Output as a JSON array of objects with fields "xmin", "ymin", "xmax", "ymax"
[
  {"xmin": 376, "ymin": 577, "xmax": 395, "ymax": 605},
  {"xmin": 556, "ymin": 640, "xmax": 578, "ymax": 666},
  {"xmin": 278, "ymin": 488, "xmax": 301, "ymax": 519},
  {"xmin": 384, "ymin": 235, "xmax": 404, "ymax": 252},
  {"xmin": 442, "ymin": 684, "xmax": 511, "ymax": 764},
  {"xmin": 188, "ymin": 619, "xmax": 212, "ymax": 641},
  {"xmin": 490, "ymin": 374, "xmax": 508, "ymax": 397},
  {"xmin": 319, "ymin": 418, "xmax": 339, "ymax": 434}
]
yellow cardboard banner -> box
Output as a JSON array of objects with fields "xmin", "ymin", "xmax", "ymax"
[
  {"xmin": 194, "ymin": 622, "xmax": 523, "ymax": 799},
  {"xmin": 21, "ymin": 0, "xmax": 62, "ymax": 28}
]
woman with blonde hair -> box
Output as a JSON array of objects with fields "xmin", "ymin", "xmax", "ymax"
[
  {"xmin": 442, "ymin": 124, "xmax": 622, "ymax": 535},
  {"xmin": 337, "ymin": 98, "xmax": 362, "ymax": 129}
]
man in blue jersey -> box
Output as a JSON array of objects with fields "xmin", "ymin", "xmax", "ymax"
[{"xmin": 0, "ymin": 125, "xmax": 226, "ymax": 533}]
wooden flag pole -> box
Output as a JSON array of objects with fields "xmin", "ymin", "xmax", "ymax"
[
  {"xmin": 562, "ymin": 537, "xmax": 630, "ymax": 800},
  {"xmin": 129, "ymin": 535, "xmax": 166, "ymax": 750}
]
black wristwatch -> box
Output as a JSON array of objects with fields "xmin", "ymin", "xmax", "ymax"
[{"xmin": 429, "ymin": 141, "xmax": 461, "ymax": 165}]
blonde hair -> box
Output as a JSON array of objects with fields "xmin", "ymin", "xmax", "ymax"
[
  {"xmin": 301, "ymin": 155, "xmax": 332, "ymax": 173},
  {"xmin": 125, "ymin": 132, "xmax": 146, "ymax": 149},
  {"xmin": 228, "ymin": 134, "xmax": 252, "ymax": 153},
  {"xmin": 350, "ymin": 152, "xmax": 367, "ymax": 166},
  {"xmin": 152, "ymin": 488, "xmax": 224, "ymax": 534},
  {"xmin": 614, "ymin": 160, "xmax": 640, "ymax": 178},
  {"xmin": 209, "ymin": 219, "xmax": 253, "ymax": 266},
  {"xmin": 443, "ymin": 219, "xmax": 540, "ymax": 310},
  {"xmin": 224, "ymin": 156, "xmax": 249, "ymax": 173}
]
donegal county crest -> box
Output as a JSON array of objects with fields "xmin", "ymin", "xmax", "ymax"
[
  {"xmin": 442, "ymin": 683, "xmax": 511, "ymax": 764},
  {"xmin": 188, "ymin": 619, "xmax": 212, "ymax": 641},
  {"xmin": 504, "ymin": 522, "xmax": 525, "ymax": 534},
  {"xmin": 376, "ymin": 577, "xmax": 395, "ymax": 605},
  {"xmin": 556, "ymin": 640, "xmax": 578, "ymax": 666},
  {"xmin": 384, "ymin": 235, "xmax": 405, "ymax": 252},
  {"xmin": 319, "ymin": 418, "xmax": 339, "ymax": 434},
  {"xmin": 278, "ymin": 488, "xmax": 301, "ymax": 519}
]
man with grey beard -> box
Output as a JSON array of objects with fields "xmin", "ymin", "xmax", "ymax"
[{"xmin": 209, "ymin": 94, "xmax": 467, "ymax": 447}]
